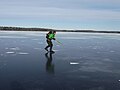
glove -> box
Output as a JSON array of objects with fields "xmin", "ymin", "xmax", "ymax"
[{"xmin": 53, "ymin": 38, "xmax": 56, "ymax": 40}]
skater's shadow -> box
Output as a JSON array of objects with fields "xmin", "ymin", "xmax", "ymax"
[{"xmin": 45, "ymin": 52, "xmax": 55, "ymax": 74}]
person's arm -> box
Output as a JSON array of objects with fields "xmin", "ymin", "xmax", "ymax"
[
  {"xmin": 52, "ymin": 34, "xmax": 56, "ymax": 40},
  {"xmin": 53, "ymin": 38, "xmax": 56, "ymax": 40}
]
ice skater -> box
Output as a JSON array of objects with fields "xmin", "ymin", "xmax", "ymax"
[{"xmin": 45, "ymin": 31, "xmax": 56, "ymax": 53}]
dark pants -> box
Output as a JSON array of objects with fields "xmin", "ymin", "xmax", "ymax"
[{"xmin": 45, "ymin": 39, "xmax": 53, "ymax": 51}]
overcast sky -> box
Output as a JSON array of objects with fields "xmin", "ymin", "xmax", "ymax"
[{"xmin": 0, "ymin": 0, "xmax": 120, "ymax": 30}]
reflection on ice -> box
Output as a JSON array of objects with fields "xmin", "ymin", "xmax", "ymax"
[{"xmin": 45, "ymin": 52, "xmax": 55, "ymax": 74}]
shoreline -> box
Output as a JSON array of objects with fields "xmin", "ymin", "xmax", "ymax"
[{"xmin": 0, "ymin": 26, "xmax": 120, "ymax": 34}]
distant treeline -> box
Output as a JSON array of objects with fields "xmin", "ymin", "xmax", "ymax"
[
  {"xmin": 0, "ymin": 26, "xmax": 120, "ymax": 34},
  {"xmin": 0, "ymin": 26, "xmax": 52, "ymax": 31}
]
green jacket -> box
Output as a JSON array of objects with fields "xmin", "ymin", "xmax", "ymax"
[{"xmin": 48, "ymin": 33, "xmax": 55, "ymax": 40}]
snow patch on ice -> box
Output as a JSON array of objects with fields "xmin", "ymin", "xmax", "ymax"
[
  {"xmin": 53, "ymin": 50, "xmax": 59, "ymax": 52},
  {"xmin": 59, "ymin": 37, "xmax": 90, "ymax": 40},
  {"xmin": 32, "ymin": 39, "xmax": 39, "ymax": 41},
  {"xmin": 5, "ymin": 47, "xmax": 20, "ymax": 51},
  {"xmin": 25, "ymin": 33, "xmax": 44, "ymax": 37},
  {"xmin": 56, "ymin": 45, "xmax": 60, "ymax": 47},
  {"xmin": 9, "ymin": 47, "xmax": 20, "ymax": 50},
  {"xmin": 110, "ymin": 51, "xmax": 115, "ymax": 53},
  {"xmin": 6, "ymin": 52, "xmax": 15, "ymax": 54},
  {"xmin": 34, "ymin": 48, "xmax": 41, "ymax": 50},
  {"xmin": 0, "ymin": 36, "xmax": 28, "ymax": 39},
  {"xmin": 38, "ymin": 42, "xmax": 43, "ymax": 44},
  {"xmin": 18, "ymin": 52, "xmax": 29, "ymax": 55},
  {"xmin": 70, "ymin": 62, "xmax": 79, "ymax": 65}
]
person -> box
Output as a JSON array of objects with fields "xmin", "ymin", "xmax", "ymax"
[{"xmin": 45, "ymin": 31, "xmax": 56, "ymax": 53}]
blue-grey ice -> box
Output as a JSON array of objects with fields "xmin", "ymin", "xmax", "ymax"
[{"xmin": 0, "ymin": 31, "xmax": 120, "ymax": 90}]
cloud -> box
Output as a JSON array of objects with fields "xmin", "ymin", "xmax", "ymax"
[
  {"xmin": 1, "ymin": 0, "xmax": 120, "ymax": 10},
  {"xmin": 0, "ymin": 5, "xmax": 120, "ymax": 21},
  {"xmin": 0, "ymin": 0, "xmax": 120, "ymax": 30}
]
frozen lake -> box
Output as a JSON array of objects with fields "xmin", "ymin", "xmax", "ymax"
[{"xmin": 0, "ymin": 31, "xmax": 120, "ymax": 90}]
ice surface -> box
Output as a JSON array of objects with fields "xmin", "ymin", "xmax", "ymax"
[{"xmin": 0, "ymin": 31, "xmax": 120, "ymax": 90}]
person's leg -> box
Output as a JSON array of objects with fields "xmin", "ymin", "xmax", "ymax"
[
  {"xmin": 50, "ymin": 43, "xmax": 53, "ymax": 52},
  {"xmin": 45, "ymin": 40, "xmax": 50, "ymax": 51},
  {"xmin": 50, "ymin": 41, "xmax": 55, "ymax": 53},
  {"xmin": 45, "ymin": 46, "xmax": 48, "ymax": 51}
]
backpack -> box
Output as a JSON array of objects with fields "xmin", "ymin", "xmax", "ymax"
[{"xmin": 46, "ymin": 33, "xmax": 49, "ymax": 39}]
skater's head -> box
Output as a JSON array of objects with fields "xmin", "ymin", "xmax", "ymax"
[
  {"xmin": 48, "ymin": 31, "xmax": 52, "ymax": 34},
  {"xmin": 53, "ymin": 31, "xmax": 56, "ymax": 34}
]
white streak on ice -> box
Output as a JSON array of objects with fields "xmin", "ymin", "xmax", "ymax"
[
  {"xmin": 9, "ymin": 47, "xmax": 20, "ymax": 50},
  {"xmin": 18, "ymin": 52, "xmax": 29, "ymax": 55},
  {"xmin": 53, "ymin": 50, "xmax": 59, "ymax": 51},
  {"xmin": 32, "ymin": 39, "xmax": 39, "ymax": 41},
  {"xmin": 6, "ymin": 52, "xmax": 15, "ymax": 54},
  {"xmin": 56, "ymin": 45, "xmax": 60, "ymax": 46},
  {"xmin": 34, "ymin": 48, "xmax": 41, "ymax": 50},
  {"xmin": 110, "ymin": 51, "xmax": 115, "ymax": 53},
  {"xmin": 59, "ymin": 37, "xmax": 90, "ymax": 40},
  {"xmin": 70, "ymin": 62, "xmax": 79, "ymax": 65},
  {"xmin": 38, "ymin": 42, "xmax": 43, "ymax": 44},
  {"xmin": 0, "ymin": 36, "xmax": 28, "ymax": 38}
]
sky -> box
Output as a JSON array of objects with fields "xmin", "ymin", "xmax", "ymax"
[{"xmin": 0, "ymin": 0, "xmax": 120, "ymax": 31}]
